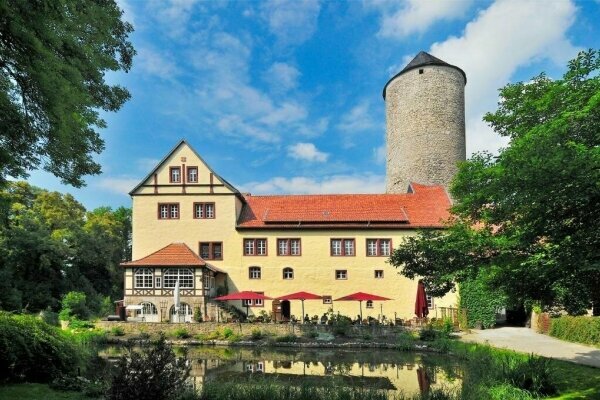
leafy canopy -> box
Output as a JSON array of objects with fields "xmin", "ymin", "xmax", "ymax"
[
  {"xmin": 0, "ymin": 0, "xmax": 134, "ymax": 187},
  {"xmin": 390, "ymin": 50, "xmax": 600, "ymax": 314}
]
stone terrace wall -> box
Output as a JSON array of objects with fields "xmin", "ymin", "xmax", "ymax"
[{"xmin": 96, "ymin": 321, "xmax": 405, "ymax": 338}]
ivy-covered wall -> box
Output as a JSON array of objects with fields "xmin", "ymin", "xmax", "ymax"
[{"xmin": 459, "ymin": 274, "xmax": 506, "ymax": 328}]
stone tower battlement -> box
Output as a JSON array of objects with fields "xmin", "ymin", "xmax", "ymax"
[{"xmin": 383, "ymin": 51, "xmax": 466, "ymax": 194}]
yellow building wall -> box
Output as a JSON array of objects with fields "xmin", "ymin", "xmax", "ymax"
[{"xmin": 128, "ymin": 142, "xmax": 458, "ymax": 321}]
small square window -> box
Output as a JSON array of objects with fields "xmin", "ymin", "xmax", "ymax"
[
  {"xmin": 426, "ymin": 295, "xmax": 434, "ymax": 309},
  {"xmin": 170, "ymin": 167, "xmax": 181, "ymax": 183},
  {"xmin": 187, "ymin": 167, "xmax": 198, "ymax": 183},
  {"xmin": 366, "ymin": 300, "xmax": 373, "ymax": 309},
  {"xmin": 375, "ymin": 270, "xmax": 384, "ymax": 279},
  {"xmin": 335, "ymin": 270, "xmax": 347, "ymax": 280},
  {"xmin": 322, "ymin": 296, "xmax": 332, "ymax": 304},
  {"xmin": 249, "ymin": 266, "xmax": 261, "ymax": 279},
  {"xmin": 419, "ymin": 68, "xmax": 424, "ymax": 74}
]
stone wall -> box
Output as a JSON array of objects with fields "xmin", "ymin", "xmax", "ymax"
[
  {"xmin": 385, "ymin": 65, "xmax": 466, "ymax": 193},
  {"xmin": 96, "ymin": 321, "xmax": 405, "ymax": 338}
]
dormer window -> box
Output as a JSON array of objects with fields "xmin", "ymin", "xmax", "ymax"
[
  {"xmin": 170, "ymin": 167, "xmax": 181, "ymax": 183},
  {"xmin": 187, "ymin": 167, "xmax": 198, "ymax": 183}
]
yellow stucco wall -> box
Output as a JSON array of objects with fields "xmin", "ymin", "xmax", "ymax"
[{"xmin": 127, "ymin": 142, "xmax": 458, "ymax": 321}]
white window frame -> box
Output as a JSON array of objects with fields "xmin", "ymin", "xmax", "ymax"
[
  {"xmin": 134, "ymin": 268, "xmax": 153, "ymax": 288},
  {"xmin": 331, "ymin": 239, "xmax": 355, "ymax": 256},
  {"xmin": 249, "ymin": 266, "xmax": 261, "ymax": 280},
  {"xmin": 335, "ymin": 270, "xmax": 348, "ymax": 280},
  {"xmin": 140, "ymin": 302, "xmax": 158, "ymax": 315},
  {"xmin": 187, "ymin": 167, "xmax": 198, "ymax": 183},
  {"xmin": 163, "ymin": 268, "xmax": 194, "ymax": 288},
  {"xmin": 283, "ymin": 267, "xmax": 294, "ymax": 280}
]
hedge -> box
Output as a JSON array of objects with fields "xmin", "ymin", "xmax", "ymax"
[
  {"xmin": 0, "ymin": 312, "xmax": 82, "ymax": 382},
  {"xmin": 459, "ymin": 273, "xmax": 506, "ymax": 329},
  {"xmin": 549, "ymin": 316, "xmax": 600, "ymax": 347}
]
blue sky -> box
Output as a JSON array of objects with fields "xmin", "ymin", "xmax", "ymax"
[{"xmin": 26, "ymin": 0, "xmax": 600, "ymax": 210}]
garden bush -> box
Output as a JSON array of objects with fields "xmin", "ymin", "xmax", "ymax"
[
  {"xmin": 59, "ymin": 291, "xmax": 90, "ymax": 321},
  {"xmin": 549, "ymin": 316, "xmax": 600, "ymax": 346},
  {"xmin": 107, "ymin": 334, "xmax": 191, "ymax": 400},
  {"xmin": 0, "ymin": 312, "xmax": 81, "ymax": 383},
  {"xmin": 250, "ymin": 329, "xmax": 263, "ymax": 340},
  {"xmin": 275, "ymin": 334, "xmax": 297, "ymax": 343},
  {"xmin": 173, "ymin": 327, "xmax": 191, "ymax": 339},
  {"xmin": 459, "ymin": 273, "xmax": 506, "ymax": 329},
  {"xmin": 111, "ymin": 326, "xmax": 125, "ymax": 336}
]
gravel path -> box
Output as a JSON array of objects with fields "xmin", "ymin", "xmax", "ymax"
[{"xmin": 461, "ymin": 327, "xmax": 600, "ymax": 368}]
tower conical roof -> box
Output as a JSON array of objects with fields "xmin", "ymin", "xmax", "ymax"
[{"xmin": 382, "ymin": 51, "xmax": 466, "ymax": 99}]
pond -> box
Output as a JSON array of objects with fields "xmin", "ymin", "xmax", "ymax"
[{"xmin": 99, "ymin": 345, "xmax": 464, "ymax": 396}]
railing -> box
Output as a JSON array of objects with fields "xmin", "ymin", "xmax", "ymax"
[{"xmin": 438, "ymin": 307, "xmax": 464, "ymax": 326}]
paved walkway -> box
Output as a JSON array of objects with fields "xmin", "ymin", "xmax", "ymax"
[{"xmin": 460, "ymin": 327, "xmax": 600, "ymax": 368}]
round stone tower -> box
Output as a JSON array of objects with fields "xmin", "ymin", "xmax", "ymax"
[{"xmin": 383, "ymin": 51, "xmax": 466, "ymax": 193}]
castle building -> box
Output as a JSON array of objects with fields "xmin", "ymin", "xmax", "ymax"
[{"xmin": 121, "ymin": 52, "xmax": 466, "ymax": 323}]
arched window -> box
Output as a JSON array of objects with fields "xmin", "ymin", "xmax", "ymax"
[
  {"xmin": 134, "ymin": 268, "xmax": 153, "ymax": 288},
  {"xmin": 366, "ymin": 300, "xmax": 373, "ymax": 309},
  {"xmin": 163, "ymin": 268, "xmax": 194, "ymax": 288},
  {"xmin": 140, "ymin": 302, "xmax": 158, "ymax": 315},
  {"xmin": 249, "ymin": 266, "xmax": 261, "ymax": 279},
  {"xmin": 170, "ymin": 302, "xmax": 193, "ymax": 315},
  {"xmin": 282, "ymin": 267, "xmax": 294, "ymax": 280}
]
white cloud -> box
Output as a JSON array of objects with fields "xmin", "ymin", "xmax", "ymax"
[
  {"xmin": 424, "ymin": 0, "xmax": 579, "ymax": 155},
  {"xmin": 116, "ymin": 0, "xmax": 135, "ymax": 26},
  {"xmin": 336, "ymin": 100, "xmax": 377, "ymax": 132},
  {"xmin": 136, "ymin": 47, "xmax": 179, "ymax": 78},
  {"xmin": 241, "ymin": 173, "xmax": 385, "ymax": 194},
  {"xmin": 264, "ymin": 62, "xmax": 301, "ymax": 92},
  {"xmin": 96, "ymin": 178, "xmax": 140, "ymax": 195},
  {"xmin": 373, "ymin": 145, "xmax": 386, "ymax": 165},
  {"xmin": 260, "ymin": 0, "xmax": 322, "ymax": 46},
  {"xmin": 374, "ymin": 0, "xmax": 475, "ymax": 39},
  {"xmin": 136, "ymin": 158, "xmax": 161, "ymax": 172},
  {"xmin": 149, "ymin": 0, "xmax": 199, "ymax": 36},
  {"xmin": 288, "ymin": 142, "xmax": 329, "ymax": 162}
]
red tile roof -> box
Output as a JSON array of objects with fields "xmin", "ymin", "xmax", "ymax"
[
  {"xmin": 237, "ymin": 183, "xmax": 451, "ymax": 229},
  {"xmin": 120, "ymin": 243, "xmax": 224, "ymax": 273}
]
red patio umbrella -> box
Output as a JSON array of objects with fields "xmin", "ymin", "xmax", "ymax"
[
  {"xmin": 276, "ymin": 291, "xmax": 322, "ymax": 324},
  {"xmin": 415, "ymin": 280, "xmax": 429, "ymax": 319},
  {"xmin": 214, "ymin": 291, "xmax": 272, "ymax": 317},
  {"xmin": 335, "ymin": 292, "xmax": 392, "ymax": 323}
]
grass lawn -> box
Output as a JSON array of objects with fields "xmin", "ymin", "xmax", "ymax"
[
  {"xmin": 0, "ymin": 383, "xmax": 95, "ymax": 400},
  {"xmin": 550, "ymin": 360, "xmax": 600, "ymax": 400}
]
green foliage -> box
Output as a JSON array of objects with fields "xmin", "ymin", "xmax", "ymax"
[
  {"xmin": 0, "ymin": 0, "xmax": 134, "ymax": 187},
  {"xmin": 459, "ymin": 273, "xmax": 506, "ymax": 328},
  {"xmin": 251, "ymin": 329, "xmax": 263, "ymax": 340},
  {"xmin": 275, "ymin": 334, "xmax": 298, "ymax": 343},
  {"xmin": 194, "ymin": 307, "xmax": 203, "ymax": 323},
  {"xmin": 549, "ymin": 316, "xmax": 600, "ymax": 346},
  {"xmin": 173, "ymin": 328, "xmax": 191, "ymax": 339},
  {"xmin": 0, "ymin": 182, "xmax": 131, "ymax": 314},
  {"xmin": 330, "ymin": 314, "xmax": 352, "ymax": 336},
  {"xmin": 395, "ymin": 331, "xmax": 416, "ymax": 351},
  {"xmin": 107, "ymin": 334, "xmax": 191, "ymax": 400},
  {"xmin": 304, "ymin": 330, "xmax": 319, "ymax": 339},
  {"xmin": 111, "ymin": 326, "xmax": 125, "ymax": 337},
  {"xmin": 0, "ymin": 312, "xmax": 81, "ymax": 383},
  {"xmin": 59, "ymin": 292, "xmax": 89, "ymax": 321},
  {"xmin": 499, "ymin": 354, "xmax": 556, "ymax": 396},
  {"xmin": 66, "ymin": 319, "xmax": 94, "ymax": 330},
  {"xmin": 389, "ymin": 50, "xmax": 600, "ymax": 313},
  {"xmin": 488, "ymin": 384, "xmax": 534, "ymax": 400}
]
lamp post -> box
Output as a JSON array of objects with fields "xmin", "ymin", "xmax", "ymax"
[{"xmin": 160, "ymin": 300, "xmax": 167, "ymax": 323}]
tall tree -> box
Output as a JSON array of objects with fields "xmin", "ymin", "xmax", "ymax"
[
  {"xmin": 390, "ymin": 50, "xmax": 600, "ymax": 315},
  {"xmin": 0, "ymin": 0, "xmax": 134, "ymax": 187}
]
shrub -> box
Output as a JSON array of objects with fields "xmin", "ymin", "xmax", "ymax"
[
  {"xmin": 331, "ymin": 315, "xmax": 352, "ymax": 336},
  {"xmin": 194, "ymin": 307, "xmax": 203, "ymax": 323},
  {"xmin": 0, "ymin": 312, "xmax": 81, "ymax": 383},
  {"xmin": 549, "ymin": 316, "xmax": 600, "ymax": 346},
  {"xmin": 304, "ymin": 330, "xmax": 318, "ymax": 339},
  {"xmin": 275, "ymin": 334, "xmax": 297, "ymax": 343},
  {"xmin": 362, "ymin": 333, "xmax": 372, "ymax": 341},
  {"xmin": 173, "ymin": 328, "xmax": 191, "ymax": 339},
  {"xmin": 39, "ymin": 308, "xmax": 59, "ymax": 326},
  {"xmin": 419, "ymin": 325, "xmax": 439, "ymax": 341},
  {"xmin": 111, "ymin": 326, "xmax": 125, "ymax": 336},
  {"xmin": 499, "ymin": 354, "xmax": 556, "ymax": 396},
  {"xmin": 59, "ymin": 291, "xmax": 90, "ymax": 321},
  {"xmin": 396, "ymin": 331, "xmax": 415, "ymax": 351},
  {"xmin": 459, "ymin": 272, "xmax": 506, "ymax": 328},
  {"xmin": 107, "ymin": 334, "xmax": 191, "ymax": 400},
  {"xmin": 222, "ymin": 327, "xmax": 234, "ymax": 339},
  {"xmin": 250, "ymin": 329, "xmax": 263, "ymax": 340},
  {"xmin": 68, "ymin": 319, "xmax": 95, "ymax": 330}
]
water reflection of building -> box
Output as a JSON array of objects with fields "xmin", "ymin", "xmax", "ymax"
[{"xmin": 186, "ymin": 356, "xmax": 460, "ymax": 396}]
